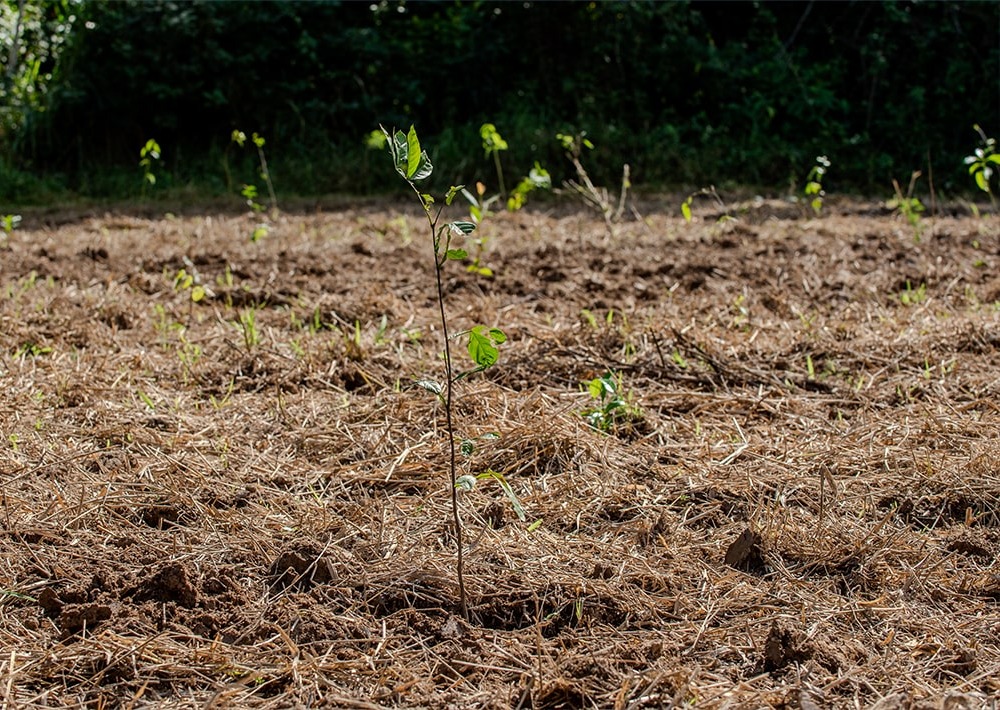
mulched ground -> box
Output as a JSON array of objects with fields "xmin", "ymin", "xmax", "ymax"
[{"xmin": 1, "ymin": 197, "xmax": 998, "ymax": 708}]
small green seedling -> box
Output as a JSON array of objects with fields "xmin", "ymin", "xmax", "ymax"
[
  {"xmin": 173, "ymin": 268, "xmax": 207, "ymax": 303},
  {"xmin": 804, "ymin": 155, "xmax": 830, "ymax": 215},
  {"xmin": 888, "ymin": 171, "xmax": 925, "ymax": 242},
  {"xmin": 232, "ymin": 129, "xmax": 277, "ymax": 241},
  {"xmin": 580, "ymin": 372, "xmax": 638, "ymax": 433},
  {"xmin": 480, "ymin": 122, "xmax": 509, "ymax": 198},
  {"xmin": 381, "ymin": 124, "xmax": 511, "ymax": 620},
  {"xmin": 2, "ymin": 214, "xmax": 20, "ymax": 234},
  {"xmin": 898, "ymin": 280, "xmax": 927, "ymax": 307},
  {"xmin": 139, "ymin": 139, "xmax": 161, "ymax": 195},
  {"xmin": 461, "ymin": 124, "xmax": 550, "ymax": 276},
  {"xmin": 1, "ymin": 214, "xmax": 20, "ymax": 247},
  {"xmin": 964, "ymin": 124, "xmax": 1000, "ymax": 210},
  {"xmin": 236, "ymin": 306, "xmax": 261, "ymax": 354}
]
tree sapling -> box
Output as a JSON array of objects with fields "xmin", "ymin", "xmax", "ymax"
[{"xmin": 381, "ymin": 124, "xmax": 508, "ymax": 620}]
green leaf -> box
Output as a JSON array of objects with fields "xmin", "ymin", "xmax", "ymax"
[
  {"xmin": 445, "ymin": 185, "xmax": 463, "ymax": 205},
  {"xmin": 975, "ymin": 170, "xmax": 990, "ymax": 193},
  {"xmin": 476, "ymin": 266, "xmax": 494, "ymax": 277},
  {"xmin": 448, "ymin": 221, "xmax": 477, "ymax": 235},
  {"xmin": 468, "ymin": 326, "xmax": 500, "ymax": 368},
  {"xmin": 414, "ymin": 379, "xmax": 443, "ymax": 396},
  {"xmin": 138, "ymin": 390, "xmax": 155, "ymax": 410},
  {"xmin": 488, "ymin": 327, "xmax": 507, "ymax": 344},
  {"xmin": 681, "ymin": 201, "xmax": 692, "ymax": 222},
  {"xmin": 527, "ymin": 519, "xmax": 543, "ymax": 532},
  {"xmin": 390, "ymin": 129, "xmax": 409, "ymax": 177},
  {"xmin": 190, "ymin": 285, "xmax": 206, "ymax": 302},
  {"xmin": 406, "ymin": 125, "xmax": 421, "ymax": 178},
  {"xmin": 446, "ymin": 249, "xmax": 468, "ymax": 260},
  {"xmin": 396, "ymin": 126, "xmax": 434, "ymax": 181},
  {"xmin": 461, "ymin": 439, "xmax": 476, "ymax": 456},
  {"xmin": 410, "ymin": 150, "xmax": 433, "ymax": 181},
  {"xmin": 482, "ymin": 470, "xmax": 525, "ymax": 522}
]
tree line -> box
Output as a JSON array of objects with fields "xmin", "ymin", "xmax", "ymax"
[{"xmin": 2, "ymin": 1, "xmax": 998, "ymax": 202}]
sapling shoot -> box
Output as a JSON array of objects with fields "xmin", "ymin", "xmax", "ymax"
[
  {"xmin": 964, "ymin": 124, "xmax": 1000, "ymax": 210},
  {"xmin": 381, "ymin": 124, "xmax": 507, "ymax": 620}
]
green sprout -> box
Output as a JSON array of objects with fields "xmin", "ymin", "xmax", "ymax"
[
  {"xmin": 804, "ymin": 155, "xmax": 830, "ymax": 215},
  {"xmin": 964, "ymin": 124, "xmax": 1000, "ymax": 210}
]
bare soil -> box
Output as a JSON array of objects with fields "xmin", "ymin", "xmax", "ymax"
[{"xmin": 1, "ymin": 198, "xmax": 999, "ymax": 708}]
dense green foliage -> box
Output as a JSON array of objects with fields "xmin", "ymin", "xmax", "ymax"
[{"xmin": 2, "ymin": 0, "xmax": 998, "ymax": 203}]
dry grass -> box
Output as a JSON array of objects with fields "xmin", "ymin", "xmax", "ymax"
[{"xmin": 1, "ymin": 200, "xmax": 999, "ymax": 708}]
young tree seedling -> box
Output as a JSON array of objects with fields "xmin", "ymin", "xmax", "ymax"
[
  {"xmin": 964, "ymin": 124, "xmax": 1000, "ymax": 211},
  {"xmin": 462, "ymin": 123, "xmax": 550, "ymax": 276},
  {"xmin": 139, "ymin": 138, "xmax": 161, "ymax": 197},
  {"xmin": 381, "ymin": 124, "xmax": 507, "ymax": 620},
  {"xmin": 232, "ymin": 130, "xmax": 277, "ymax": 241},
  {"xmin": 804, "ymin": 155, "xmax": 830, "ymax": 215}
]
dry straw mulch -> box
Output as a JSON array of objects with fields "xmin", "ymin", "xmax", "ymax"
[{"xmin": 1, "ymin": 199, "xmax": 998, "ymax": 708}]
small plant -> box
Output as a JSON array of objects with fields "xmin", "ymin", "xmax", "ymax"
[
  {"xmin": 964, "ymin": 124, "xmax": 1000, "ymax": 210},
  {"xmin": 236, "ymin": 306, "xmax": 261, "ymax": 354},
  {"xmin": 804, "ymin": 155, "xmax": 830, "ymax": 215},
  {"xmin": 898, "ymin": 280, "xmax": 927, "ymax": 306},
  {"xmin": 173, "ymin": 268, "xmax": 207, "ymax": 304},
  {"xmin": 461, "ymin": 124, "xmax": 550, "ymax": 276},
  {"xmin": 139, "ymin": 138, "xmax": 161, "ymax": 195},
  {"xmin": 381, "ymin": 124, "xmax": 509, "ymax": 620},
  {"xmin": 1, "ymin": 213, "xmax": 20, "ymax": 247},
  {"xmin": 232, "ymin": 130, "xmax": 277, "ymax": 241},
  {"xmin": 580, "ymin": 372, "xmax": 639, "ymax": 434},
  {"xmin": 480, "ymin": 122, "xmax": 509, "ymax": 198},
  {"xmin": 556, "ymin": 131, "xmax": 633, "ymax": 237},
  {"xmin": 887, "ymin": 171, "xmax": 925, "ymax": 242}
]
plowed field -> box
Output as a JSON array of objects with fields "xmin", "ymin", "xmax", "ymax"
[{"xmin": 2, "ymin": 199, "xmax": 999, "ymax": 708}]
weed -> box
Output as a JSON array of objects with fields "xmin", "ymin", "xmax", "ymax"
[
  {"xmin": 14, "ymin": 342, "xmax": 50, "ymax": 359},
  {"xmin": 804, "ymin": 155, "xmax": 830, "ymax": 215},
  {"xmin": 381, "ymin": 124, "xmax": 509, "ymax": 620},
  {"xmin": 556, "ymin": 131, "xmax": 634, "ymax": 237},
  {"xmin": 236, "ymin": 306, "xmax": 261, "ymax": 354},
  {"xmin": 898, "ymin": 280, "xmax": 927, "ymax": 306},
  {"xmin": 887, "ymin": 171, "xmax": 925, "ymax": 242},
  {"xmin": 176, "ymin": 333, "xmax": 202, "ymax": 383},
  {"xmin": 964, "ymin": 124, "xmax": 1000, "ymax": 210},
  {"xmin": 139, "ymin": 139, "xmax": 161, "ymax": 194}
]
